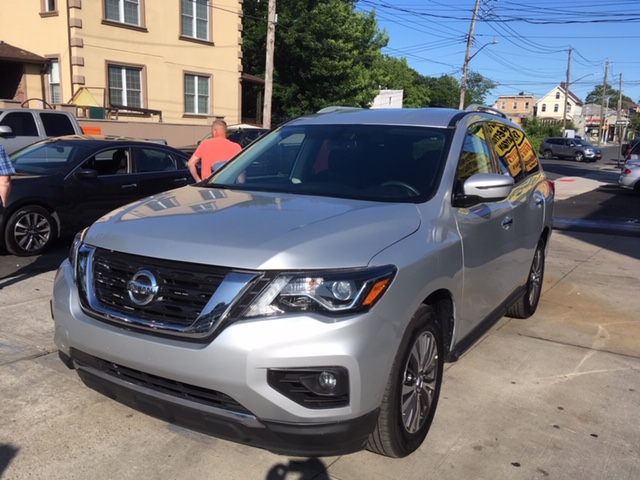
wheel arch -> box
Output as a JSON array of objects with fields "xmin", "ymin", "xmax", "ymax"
[{"xmin": 421, "ymin": 289, "xmax": 455, "ymax": 361}]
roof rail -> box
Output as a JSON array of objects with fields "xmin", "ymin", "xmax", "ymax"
[
  {"xmin": 316, "ymin": 106, "xmax": 362, "ymax": 114},
  {"xmin": 465, "ymin": 104, "xmax": 507, "ymax": 119}
]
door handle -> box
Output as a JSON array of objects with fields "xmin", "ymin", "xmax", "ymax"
[
  {"xmin": 121, "ymin": 183, "xmax": 137, "ymax": 189},
  {"xmin": 173, "ymin": 177, "xmax": 188, "ymax": 183},
  {"xmin": 502, "ymin": 217, "xmax": 513, "ymax": 229},
  {"xmin": 535, "ymin": 197, "xmax": 544, "ymax": 207}
]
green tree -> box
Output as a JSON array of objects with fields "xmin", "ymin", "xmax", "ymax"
[
  {"xmin": 585, "ymin": 84, "xmax": 634, "ymax": 108},
  {"xmin": 242, "ymin": 0, "xmax": 388, "ymax": 124},
  {"xmin": 521, "ymin": 117, "xmax": 576, "ymax": 152},
  {"xmin": 464, "ymin": 71, "xmax": 497, "ymax": 106},
  {"xmin": 374, "ymin": 55, "xmax": 431, "ymax": 107},
  {"xmin": 423, "ymin": 75, "xmax": 460, "ymax": 108}
]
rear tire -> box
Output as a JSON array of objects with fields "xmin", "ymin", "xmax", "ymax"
[
  {"xmin": 366, "ymin": 305, "xmax": 443, "ymax": 457},
  {"xmin": 543, "ymin": 150, "xmax": 553, "ymax": 160},
  {"xmin": 507, "ymin": 238, "xmax": 545, "ymax": 319},
  {"xmin": 4, "ymin": 206, "xmax": 55, "ymax": 256}
]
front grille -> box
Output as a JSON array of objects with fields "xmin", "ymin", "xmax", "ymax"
[
  {"xmin": 91, "ymin": 248, "xmax": 231, "ymax": 329},
  {"xmin": 72, "ymin": 349, "xmax": 251, "ymax": 415}
]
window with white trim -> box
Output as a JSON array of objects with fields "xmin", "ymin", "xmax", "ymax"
[
  {"xmin": 185, "ymin": 74, "xmax": 210, "ymax": 115},
  {"xmin": 541, "ymin": 104, "xmax": 546, "ymax": 112},
  {"xmin": 105, "ymin": 0, "xmax": 139, "ymax": 25},
  {"xmin": 49, "ymin": 59, "xmax": 61, "ymax": 104},
  {"xmin": 553, "ymin": 104, "xmax": 559, "ymax": 113},
  {"xmin": 45, "ymin": 0, "xmax": 56, "ymax": 12},
  {"xmin": 181, "ymin": 0, "xmax": 209, "ymax": 40},
  {"xmin": 108, "ymin": 65, "xmax": 142, "ymax": 107}
]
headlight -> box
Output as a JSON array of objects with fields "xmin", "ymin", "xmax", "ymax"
[
  {"xmin": 69, "ymin": 228, "xmax": 88, "ymax": 282},
  {"xmin": 243, "ymin": 265, "xmax": 396, "ymax": 318},
  {"xmin": 585, "ymin": 149, "xmax": 594, "ymax": 154}
]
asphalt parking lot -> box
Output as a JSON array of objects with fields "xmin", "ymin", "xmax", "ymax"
[{"xmin": 1, "ymin": 171, "xmax": 639, "ymax": 479}]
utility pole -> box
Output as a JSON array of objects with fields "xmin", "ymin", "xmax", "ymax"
[
  {"xmin": 459, "ymin": 0, "xmax": 481, "ymax": 110},
  {"xmin": 598, "ymin": 60, "xmax": 608, "ymax": 146},
  {"xmin": 262, "ymin": 0, "xmax": 276, "ymax": 129},
  {"xmin": 562, "ymin": 48, "xmax": 572, "ymax": 136},
  {"xmin": 616, "ymin": 72, "xmax": 623, "ymax": 166}
]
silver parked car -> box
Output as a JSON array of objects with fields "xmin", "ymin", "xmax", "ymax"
[
  {"xmin": 52, "ymin": 105, "xmax": 554, "ymax": 458},
  {"xmin": 619, "ymin": 159, "xmax": 640, "ymax": 193}
]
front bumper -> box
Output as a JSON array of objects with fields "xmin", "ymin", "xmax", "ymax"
[
  {"xmin": 59, "ymin": 349, "xmax": 378, "ymax": 456},
  {"xmin": 52, "ymin": 260, "xmax": 397, "ymax": 456}
]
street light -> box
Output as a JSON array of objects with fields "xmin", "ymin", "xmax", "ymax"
[
  {"xmin": 562, "ymin": 72, "xmax": 598, "ymax": 136},
  {"xmin": 458, "ymin": 37, "xmax": 497, "ymax": 110}
]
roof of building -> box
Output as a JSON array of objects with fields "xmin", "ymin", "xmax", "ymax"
[
  {"xmin": 555, "ymin": 82, "xmax": 583, "ymax": 106},
  {"xmin": 0, "ymin": 40, "xmax": 49, "ymax": 65}
]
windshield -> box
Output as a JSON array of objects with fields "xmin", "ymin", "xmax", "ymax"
[
  {"xmin": 207, "ymin": 124, "xmax": 450, "ymax": 201},
  {"xmin": 10, "ymin": 140, "xmax": 91, "ymax": 175},
  {"xmin": 573, "ymin": 139, "xmax": 592, "ymax": 147}
]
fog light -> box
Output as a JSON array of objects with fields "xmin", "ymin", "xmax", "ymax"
[
  {"xmin": 267, "ymin": 367, "xmax": 349, "ymax": 408},
  {"xmin": 319, "ymin": 371, "xmax": 337, "ymax": 391}
]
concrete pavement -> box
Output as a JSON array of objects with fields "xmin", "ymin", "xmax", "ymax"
[{"xmin": 1, "ymin": 192, "xmax": 639, "ymax": 479}]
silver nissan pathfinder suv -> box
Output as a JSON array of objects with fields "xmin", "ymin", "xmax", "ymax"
[{"xmin": 52, "ymin": 105, "xmax": 554, "ymax": 458}]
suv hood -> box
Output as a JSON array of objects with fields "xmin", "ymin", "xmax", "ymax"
[{"xmin": 85, "ymin": 186, "xmax": 421, "ymax": 269}]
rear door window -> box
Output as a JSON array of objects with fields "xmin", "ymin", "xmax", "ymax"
[
  {"xmin": 41, "ymin": 113, "xmax": 76, "ymax": 136},
  {"xmin": 486, "ymin": 122, "xmax": 525, "ymax": 183},
  {"xmin": 509, "ymin": 128, "xmax": 540, "ymax": 175}
]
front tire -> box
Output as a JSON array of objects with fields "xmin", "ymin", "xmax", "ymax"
[
  {"xmin": 507, "ymin": 238, "xmax": 545, "ymax": 319},
  {"xmin": 4, "ymin": 206, "xmax": 55, "ymax": 256},
  {"xmin": 575, "ymin": 152, "xmax": 584, "ymax": 162},
  {"xmin": 367, "ymin": 305, "xmax": 443, "ymax": 457}
]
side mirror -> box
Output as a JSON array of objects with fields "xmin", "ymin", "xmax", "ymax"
[
  {"xmin": 74, "ymin": 168, "xmax": 98, "ymax": 179},
  {"xmin": 453, "ymin": 173, "xmax": 515, "ymax": 208},
  {"xmin": 0, "ymin": 125, "xmax": 13, "ymax": 136}
]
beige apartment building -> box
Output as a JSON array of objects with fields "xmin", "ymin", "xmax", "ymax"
[
  {"xmin": 0, "ymin": 0, "xmax": 245, "ymax": 145},
  {"xmin": 492, "ymin": 93, "xmax": 537, "ymax": 126}
]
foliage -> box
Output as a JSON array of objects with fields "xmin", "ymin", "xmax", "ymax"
[
  {"xmin": 585, "ymin": 84, "xmax": 634, "ymax": 108},
  {"xmin": 241, "ymin": 1, "xmax": 497, "ymax": 122},
  {"xmin": 464, "ymin": 71, "xmax": 497, "ymax": 106},
  {"xmin": 373, "ymin": 56, "xmax": 431, "ymax": 107},
  {"xmin": 629, "ymin": 113, "xmax": 640, "ymax": 137},
  {"xmin": 521, "ymin": 117, "xmax": 576, "ymax": 152},
  {"xmin": 242, "ymin": 0, "xmax": 388, "ymax": 124},
  {"xmin": 423, "ymin": 75, "xmax": 460, "ymax": 108}
]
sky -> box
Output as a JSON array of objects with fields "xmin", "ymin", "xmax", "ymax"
[{"xmin": 355, "ymin": 0, "xmax": 640, "ymax": 106}]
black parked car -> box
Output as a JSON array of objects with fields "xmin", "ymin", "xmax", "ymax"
[{"xmin": 1, "ymin": 136, "xmax": 193, "ymax": 256}]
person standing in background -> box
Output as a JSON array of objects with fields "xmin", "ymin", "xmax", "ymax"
[
  {"xmin": 188, "ymin": 120, "xmax": 242, "ymax": 182},
  {"xmin": 0, "ymin": 144, "xmax": 15, "ymax": 209}
]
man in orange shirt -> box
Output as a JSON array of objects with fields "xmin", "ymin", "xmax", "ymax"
[{"xmin": 188, "ymin": 120, "xmax": 242, "ymax": 182}]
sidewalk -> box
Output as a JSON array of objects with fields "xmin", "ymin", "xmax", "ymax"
[{"xmin": 1, "ymin": 227, "xmax": 639, "ymax": 479}]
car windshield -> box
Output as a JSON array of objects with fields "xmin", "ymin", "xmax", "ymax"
[
  {"xmin": 10, "ymin": 140, "xmax": 91, "ymax": 175},
  {"xmin": 206, "ymin": 124, "xmax": 450, "ymax": 201}
]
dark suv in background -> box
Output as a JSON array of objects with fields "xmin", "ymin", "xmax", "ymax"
[{"xmin": 539, "ymin": 137, "xmax": 602, "ymax": 162}]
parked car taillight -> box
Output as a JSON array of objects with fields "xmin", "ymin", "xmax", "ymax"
[{"xmin": 548, "ymin": 179, "xmax": 555, "ymax": 195}]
